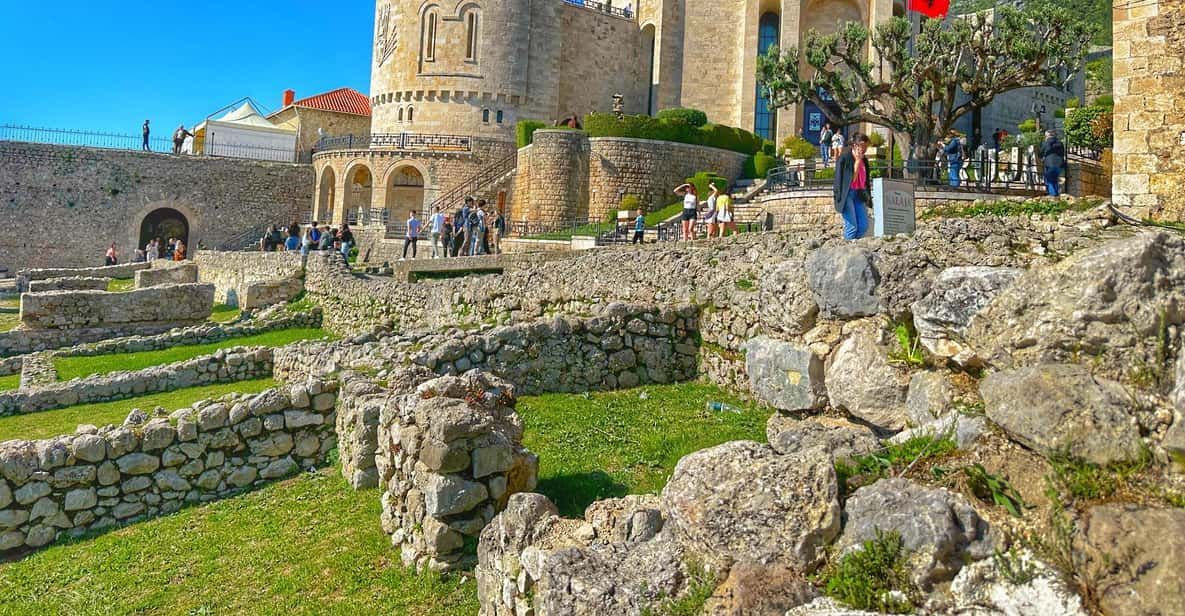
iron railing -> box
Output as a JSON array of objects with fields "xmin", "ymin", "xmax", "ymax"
[
  {"xmin": 1067, "ymin": 145, "xmax": 1104, "ymax": 161},
  {"xmin": 563, "ymin": 0, "xmax": 635, "ymax": 19},
  {"xmin": 0, "ymin": 124, "xmax": 297, "ymax": 162},
  {"xmin": 315, "ymin": 132, "xmax": 474, "ymax": 154},
  {"xmin": 766, "ymin": 157, "xmax": 1051, "ymax": 195},
  {"xmin": 428, "ymin": 151, "xmax": 518, "ymax": 213}
]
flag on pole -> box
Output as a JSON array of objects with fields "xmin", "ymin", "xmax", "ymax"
[{"xmin": 908, "ymin": 0, "xmax": 951, "ymax": 19}]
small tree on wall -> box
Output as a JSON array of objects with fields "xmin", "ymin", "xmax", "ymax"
[{"xmin": 756, "ymin": 5, "xmax": 1096, "ymax": 158}]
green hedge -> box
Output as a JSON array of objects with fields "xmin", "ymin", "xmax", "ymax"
[
  {"xmin": 686, "ymin": 172, "xmax": 729, "ymax": 198},
  {"xmin": 583, "ymin": 113, "xmax": 763, "ymax": 156},
  {"xmin": 656, "ymin": 107, "xmax": 708, "ymax": 127},
  {"xmin": 1065, "ymin": 106, "xmax": 1113, "ymax": 150},
  {"xmin": 516, "ymin": 120, "xmax": 548, "ymax": 148},
  {"xmin": 744, "ymin": 152, "xmax": 778, "ymax": 179}
]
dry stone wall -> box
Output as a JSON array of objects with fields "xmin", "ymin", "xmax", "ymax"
[
  {"xmin": 0, "ymin": 346, "xmax": 274, "ymax": 416},
  {"xmin": 27, "ymin": 278, "xmax": 109, "ymax": 293},
  {"xmin": 135, "ymin": 262, "xmax": 198, "ymax": 288},
  {"xmin": 19, "ymin": 284, "xmax": 214, "ymax": 330},
  {"xmin": 0, "ymin": 142, "xmax": 312, "ymax": 272},
  {"xmin": 194, "ymin": 251, "xmax": 304, "ymax": 308},
  {"xmin": 0, "ymin": 379, "xmax": 338, "ymax": 556},
  {"xmin": 0, "ymin": 323, "xmax": 182, "ymax": 359},
  {"xmin": 377, "ymin": 372, "xmax": 538, "ymax": 573},
  {"xmin": 16, "ymin": 263, "xmax": 150, "ymax": 292}
]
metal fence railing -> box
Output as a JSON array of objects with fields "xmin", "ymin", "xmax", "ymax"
[
  {"xmin": 563, "ymin": 0, "xmax": 635, "ymax": 19},
  {"xmin": 0, "ymin": 124, "xmax": 297, "ymax": 162},
  {"xmin": 766, "ymin": 157, "xmax": 1051, "ymax": 195},
  {"xmin": 315, "ymin": 132, "xmax": 474, "ymax": 154}
]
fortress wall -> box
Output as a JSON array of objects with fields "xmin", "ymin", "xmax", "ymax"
[
  {"xmin": 194, "ymin": 251, "xmax": 304, "ymax": 307},
  {"xmin": 0, "ymin": 142, "xmax": 311, "ymax": 273},
  {"xmin": 555, "ymin": 3, "xmax": 649, "ymax": 120}
]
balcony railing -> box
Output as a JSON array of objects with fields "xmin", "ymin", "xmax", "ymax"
[
  {"xmin": 562, "ymin": 0, "xmax": 634, "ymax": 19},
  {"xmin": 0, "ymin": 124, "xmax": 297, "ymax": 162},
  {"xmin": 766, "ymin": 156, "xmax": 1051, "ymax": 196},
  {"xmin": 315, "ymin": 132, "xmax": 473, "ymax": 154}
]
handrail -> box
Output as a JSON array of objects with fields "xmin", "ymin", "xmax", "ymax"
[
  {"xmin": 315, "ymin": 132, "xmax": 474, "ymax": 154},
  {"xmin": 428, "ymin": 151, "xmax": 518, "ymax": 214}
]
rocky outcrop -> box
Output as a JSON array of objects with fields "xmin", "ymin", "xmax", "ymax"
[
  {"xmin": 766, "ymin": 414, "xmax": 878, "ymax": 461},
  {"xmin": 1079, "ymin": 504, "xmax": 1185, "ymax": 616},
  {"xmin": 836, "ymin": 478, "xmax": 996, "ymax": 590},
  {"xmin": 948, "ymin": 549, "xmax": 1087, "ymax": 615},
  {"xmin": 911, "ymin": 266, "xmax": 1022, "ymax": 366},
  {"xmin": 377, "ymin": 371, "xmax": 538, "ymax": 572},
  {"xmin": 661, "ymin": 441, "xmax": 840, "ymax": 572},
  {"xmin": 704, "ymin": 561, "xmax": 818, "ymax": 615},
  {"xmin": 980, "ymin": 363, "xmax": 1143, "ymax": 465},
  {"xmin": 905, "ymin": 372, "xmax": 956, "ymax": 426},
  {"xmin": 744, "ymin": 337, "xmax": 827, "ymax": 411},
  {"xmin": 826, "ymin": 329, "xmax": 909, "ymax": 432},
  {"xmin": 805, "ymin": 245, "xmax": 881, "ymax": 319}
]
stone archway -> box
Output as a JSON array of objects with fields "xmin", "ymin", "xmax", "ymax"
[
  {"xmin": 385, "ymin": 165, "xmax": 425, "ymax": 225},
  {"xmin": 345, "ymin": 163, "xmax": 373, "ymax": 225},
  {"xmin": 317, "ymin": 167, "xmax": 337, "ymax": 223},
  {"xmin": 139, "ymin": 208, "xmax": 190, "ymax": 252}
]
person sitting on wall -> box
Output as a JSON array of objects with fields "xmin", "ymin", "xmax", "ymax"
[
  {"xmin": 105, "ymin": 242, "xmax": 118, "ymax": 266},
  {"xmin": 285, "ymin": 224, "xmax": 302, "ymax": 252},
  {"xmin": 173, "ymin": 239, "xmax": 186, "ymax": 261},
  {"xmin": 339, "ymin": 223, "xmax": 355, "ymax": 260}
]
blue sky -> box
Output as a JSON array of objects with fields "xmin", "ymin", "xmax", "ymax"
[{"xmin": 0, "ymin": 0, "xmax": 374, "ymax": 135}]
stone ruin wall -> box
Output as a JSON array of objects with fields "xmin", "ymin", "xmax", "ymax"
[
  {"xmin": 1112, "ymin": 0, "xmax": 1185, "ymax": 221},
  {"xmin": 0, "ymin": 142, "xmax": 312, "ymax": 272},
  {"xmin": 0, "ymin": 379, "xmax": 338, "ymax": 556},
  {"xmin": 194, "ymin": 251, "xmax": 304, "ymax": 308},
  {"xmin": 16, "ymin": 263, "xmax": 150, "ymax": 293},
  {"xmin": 19, "ymin": 283, "xmax": 214, "ymax": 330},
  {"xmin": 135, "ymin": 262, "xmax": 198, "ymax": 288},
  {"xmin": 27, "ymin": 277, "xmax": 110, "ymax": 293}
]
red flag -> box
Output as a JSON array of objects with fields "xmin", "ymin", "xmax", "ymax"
[{"xmin": 908, "ymin": 0, "xmax": 951, "ymax": 19}]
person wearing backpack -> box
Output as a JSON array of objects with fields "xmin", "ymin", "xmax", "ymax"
[
  {"xmin": 469, "ymin": 201, "xmax": 486, "ymax": 256},
  {"xmin": 459, "ymin": 198, "xmax": 474, "ymax": 256},
  {"xmin": 819, "ymin": 123, "xmax": 834, "ymax": 167}
]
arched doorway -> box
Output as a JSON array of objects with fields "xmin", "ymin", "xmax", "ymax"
[
  {"xmin": 139, "ymin": 208, "xmax": 189, "ymax": 251},
  {"xmin": 386, "ymin": 165, "xmax": 425, "ymax": 225},
  {"xmin": 317, "ymin": 167, "xmax": 336, "ymax": 223},
  {"xmin": 345, "ymin": 164, "xmax": 373, "ymax": 225}
]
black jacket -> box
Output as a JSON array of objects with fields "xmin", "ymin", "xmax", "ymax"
[
  {"xmin": 1040, "ymin": 137, "xmax": 1066, "ymax": 170},
  {"xmin": 833, "ymin": 148, "xmax": 871, "ymax": 213}
]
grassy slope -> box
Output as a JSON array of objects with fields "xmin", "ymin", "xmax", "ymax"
[
  {"xmin": 519, "ymin": 382, "xmax": 768, "ymax": 516},
  {"xmin": 0, "ymin": 378, "xmax": 276, "ymax": 442},
  {"xmin": 106, "ymin": 278, "xmax": 135, "ymax": 293},
  {"xmin": 210, "ymin": 303, "xmax": 242, "ymax": 324},
  {"xmin": 54, "ymin": 328, "xmax": 332, "ymax": 381},
  {"xmin": 0, "ymin": 374, "xmax": 19, "ymax": 392},
  {"xmin": 0, "ymin": 382, "xmax": 768, "ymax": 613},
  {"xmin": 0, "ymin": 298, "xmax": 17, "ymax": 333}
]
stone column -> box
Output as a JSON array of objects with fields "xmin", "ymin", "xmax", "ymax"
[{"xmin": 526, "ymin": 130, "xmax": 590, "ymax": 224}]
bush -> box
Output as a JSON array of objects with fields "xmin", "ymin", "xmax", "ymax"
[
  {"xmin": 824, "ymin": 530, "xmax": 919, "ymax": 613},
  {"xmin": 1091, "ymin": 94, "xmax": 1114, "ymax": 108},
  {"xmin": 868, "ymin": 132, "xmax": 886, "ymax": 148},
  {"xmin": 1054, "ymin": 109, "xmax": 1066, "ymax": 119},
  {"xmin": 781, "ymin": 136, "xmax": 818, "ymax": 160},
  {"xmin": 685, "ymin": 172, "xmax": 728, "ymax": 199},
  {"xmin": 1065, "ymin": 106, "xmax": 1113, "ymax": 150},
  {"xmin": 1065, "ymin": 97, "xmax": 1080, "ymax": 109},
  {"xmin": 743, "ymin": 152, "xmax": 778, "ymax": 179},
  {"xmin": 583, "ymin": 112, "xmax": 763, "ymax": 155},
  {"xmin": 1017, "ymin": 119, "xmax": 1038, "ymax": 134},
  {"xmin": 656, "ymin": 107, "xmax": 709, "ymax": 127},
  {"xmin": 762, "ymin": 139, "xmax": 776, "ymax": 156},
  {"xmin": 620, "ymin": 194, "xmax": 642, "ymax": 213},
  {"xmin": 516, "ymin": 120, "xmax": 548, "ymax": 148}
]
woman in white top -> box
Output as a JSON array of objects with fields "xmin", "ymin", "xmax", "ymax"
[
  {"xmin": 674, "ymin": 183, "xmax": 699, "ymax": 242},
  {"xmin": 831, "ymin": 132, "xmax": 846, "ymax": 167},
  {"xmin": 703, "ymin": 184, "xmax": 720, "ymax": 239}
]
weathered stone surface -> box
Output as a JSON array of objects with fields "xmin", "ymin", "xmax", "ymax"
[
  {"xmin": 704, "ymin": 561, "xmax": 818, "ymax": 615},
  {"xmin": 0, "ymin": 480, "xmax": 10, "ymax": 509},
  {"xmin": 418, "ymin": 473, "xmax": 489, "ymax": 517},
  {"xmin": 806, "ymin": 245, "xmax": 880, "ymax": 319},
  {"xmin": 139, "ymin": 419, "xmax": 175, "ymax": 451},
  {"xmin": 63, "ymin": 488, "xmax": 97, "ymax": 511},
  {"xmin": 743, "ymin": 337, "xmax": 827, "ymax": 412},
  {"xmin": 1079, "ymin": 504, "xmax": 1185, "ymax": 616},
  {"xmin": 765, "ymin": 414, "xmax": 878, "ymax": 461},
  {"xmin": 966, "ymin": 232, "xmax": 1185, "ymax": 373},
  {"xmin": 71, "ymin": 434, "xmax": 107, "ymax": 463},
  {"xmin": 837, "ymin": 478, "xmax": 996, "ymax": 589},
  {"xmin": 826, "ymin": 330, "xmax": 908, "ymax": 432},
  {"xmin": 661, "ymin": 441, "xmax": 839, "ymax": 571},
  {"xmin": 980, "ymin": 364, "xmax": 1142, "ymax": 465},
  {"xmin": 758, "ymin": 260, "xmax": 819, "ymax": 335},
  {"xmin": 911, "ymin": 266, "xmax": 1022, "ymax": 365},
  {"xmin": 888, "ymin": 412, "xmax": 987, "ymax": 449},
  {"xmin": 905, "ymin": 372, "xmax": 955, "ymax": 426},
  {"xmin": 584, "ymin": 495, "xmax": 663, "ymax": 545},
  {"xmin": 784, "ymin": 597, "xmax": 882, "ymax": 615},
  {"xmin": 949, "ymin": 549, "xmax": 1086, "ymax": 616},
  {"xmin": 116, "ymin": 453, "xmax": 160, "ymax": 475}
]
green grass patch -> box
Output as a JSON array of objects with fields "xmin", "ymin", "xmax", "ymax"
[
  {"xmin": 54, "ymin": 328, "xmax": 333, "ymax": 382},
  {"xmin": 0, "ymin": 378, "xmax": 277, "ymax": 442},
  {"xmin": 0, "ymin": 470, "xmax": 478, "ymax": 615},
  {"xmin": 823, "ymin": 530, "xmax": 919, "ymax": 613},
  {"xmin": 734, "ymin": 278, "xmax": 756, "ymax": 292},
  {"xmin": 0, "ymin": 373, "xmax": 19, "ymax": 392},
  {"xmin": 888, "ymin": 322, "xmax": 925, "ymax": 368},
  {"xmin": 209, "ymin": 303, "xmax": 242, "ymax": 324},
  {"xmin": 644, "ymin": 202, "xmax": 685, "ymax": 225},
  {"xmin": 836, "ymin": 434, "xmax": 958, "ymax": 497},
  {"xmin": 284, "ymin": 292, "xmax": 318, "ymax": 314},
  {"xmin": 920, "ymin": 197, "xmax": 1102, "ymax": 221},
  {"xmin": 0, "ymin": 299, "xmax": 18, "ymax": 333},
  {"xmin": 106, "ymin": 278, "xmax": 135, "ymax": 292},
  {"xmin": 1047, "ymin": 448, "xmax": 1152, "ymax": 502},
  {"xmin": 518, "ymin": 382, "xmax": 768, "ymax": 517}
]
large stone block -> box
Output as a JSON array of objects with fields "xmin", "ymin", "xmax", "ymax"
[{"xmin": 743, "ymin": 337, "xmax": 827, "ymax": 412}]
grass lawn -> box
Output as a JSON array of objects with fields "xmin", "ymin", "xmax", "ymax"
[
  {"xmin": 0, "ymin": 298, "xmax": 18, "ymax": 333},
  {"xmin": 0, "ymin": 470, "xmax": 478, "ymax": 616},
  {"xmin": 0, "ymin": 373, "xmax": 19, "ymax": 392},
  {"xmin": 210, "ymin": 303, "xmax": 242, "ymax": 324},
  {"xmin": 106, "ymin": 278, "xmax": 135, "ymax": 292},
  {"xmin": 0, "ymin": 378, "xmax": 277, "ymax": 442},
  {"xmin": 54, "ymin": 328, "xmax": 333, "ymax": 381},
  {"xmin": 519, "ymin": 381, "xmax": 769, "ymax": 516}
]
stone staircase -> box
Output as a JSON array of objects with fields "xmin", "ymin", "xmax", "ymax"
[{"xmin": 429, "ymin": 151, "xmax": 518, "ymax": 215}]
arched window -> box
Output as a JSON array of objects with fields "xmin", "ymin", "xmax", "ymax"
[
  {"xmin": 496, "ymin": 110, "xmax": 504, "ymax": 124},
  {"xmin": 482, "ymin": 109, "xmax": 490, "ymax": 123},
  {"xmin": 754, "ymin": 12, "xmax": 779, "ymax": 141},
  {"xmin": 407, "ymin": 107, "xmax": 415, "ymax": 123},
  {"xmin": 423, "ymin": 11, "xmax": 438, "ymax": 62},
  {"xmin": 465, "ymin": 11, "xmax": 480, "ymax": 62},
  {"xmin": 398, "ymin": 107, "xmax": 404, "ymax": 122}
]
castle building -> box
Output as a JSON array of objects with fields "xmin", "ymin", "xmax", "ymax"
[{"xmin": 311, "ymin": 0, "xmax": 903, "ymax": 228}]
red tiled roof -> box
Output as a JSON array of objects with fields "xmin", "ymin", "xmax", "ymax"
[{"xmin": 290, "ymin": 88, "xmax": 371, "ymax": 117}]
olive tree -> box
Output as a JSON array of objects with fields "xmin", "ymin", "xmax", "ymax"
[{"xmin": 756, "ymin": 5, "xmax": 1097, "ymax": 157}]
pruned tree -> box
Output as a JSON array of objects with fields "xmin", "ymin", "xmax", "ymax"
[{"xmin": 756, "ymin": 5, "xmax": 1097, "ymax": 157}]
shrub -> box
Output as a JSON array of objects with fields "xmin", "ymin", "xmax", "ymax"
[
  {"xmin": 1017, "ymin": 119, "xmax": 1038, "ymax": 134},
  {"xmin": 824, "ymin": 530, "xmax": 919, "ymax": 613},
  {"xmin": 782, "ymin": 136, "xmax": 818, "ymax": 160},
  {"xmin": 1065, "ymin": 97, "xmax": 1080, "ymax": 109},
  {"xmin": 1065, "ymin": 106, "xmax": 1113, "ymax": 150},
  {"xmin": 620, "ymin": 194, "xmax": 642, "ymax": 213},
  {"xmin": 685, "ymin": 172, "xmax": 728, "ymax": 198},
  {"xmin": 743, "ymin": 152, "xmax": 778, "ymax": 179},
  {"xmin": 1091, "ymin": 94, "xmax": 1114, "ymax": 108},
  {"xmin": 868, "ymin": 132, "xmax": 886, "ymax": 148},
  {"xmin": 1054, "ymin": 109, "xmax": 1066, "ymax": 119},
  {"xmin": 584, "ymin": 113, "xmax": 763, "ymax": 155},
  {"xmin": 762, "ymin": 139, "xmax": 776, "ymax": 156},
  {"xmin": 516, "ymin": 120, "xmax": 548, "ymax": 148},
  {"xmin": 656, "ymin": 107, "xmax": 709, "ymax": 127}
]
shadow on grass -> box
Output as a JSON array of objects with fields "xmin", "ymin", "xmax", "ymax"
[{"xmin": 537, "ymin": 470, "xmax": 630, "ymax": 518}]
